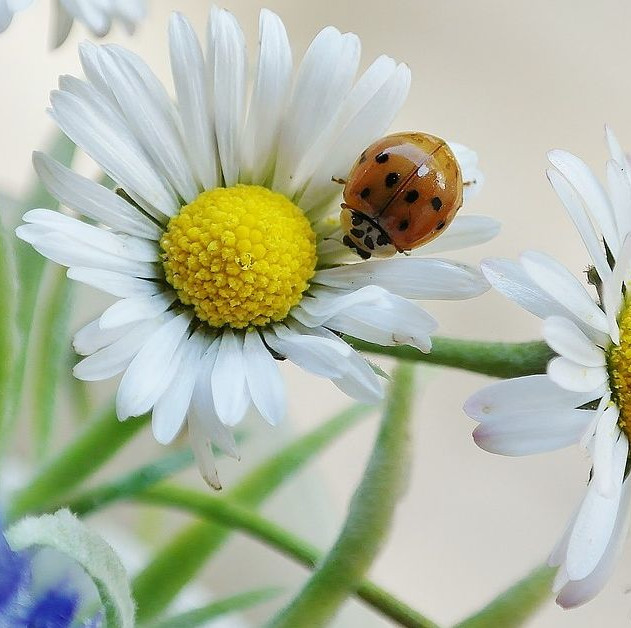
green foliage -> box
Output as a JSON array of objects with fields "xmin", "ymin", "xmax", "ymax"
[
  {"xmin": 268, "ymin": 363, "xmax": 416, "ymax": 627},
  {"xmin": 453, "ymin": 565, "xmax": 554, "ymax": 628},
  {"xmin": 132, "ymin": 403, "xmax": 374, "ymax": 623}
]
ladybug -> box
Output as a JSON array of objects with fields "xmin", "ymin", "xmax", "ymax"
[{"xmin": 339, "ymin": 132, "xmax": 463, "ymax": 259}]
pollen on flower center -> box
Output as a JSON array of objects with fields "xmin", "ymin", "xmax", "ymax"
[
  {"xmin": 160, "ymin": 185, "xmax": 317, "ymax": 329},
  {"xmin": 607, "ymin": 297, "xmax": 631, "ymax": 438}
]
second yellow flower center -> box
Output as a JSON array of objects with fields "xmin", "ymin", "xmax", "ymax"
[
  {"xmin": 160, "ymin": 185, "xmax": 317, "ymax": 329},
  {"xmin": 607, "ymin": 296, "xmax": 631, "ymax": 438}
]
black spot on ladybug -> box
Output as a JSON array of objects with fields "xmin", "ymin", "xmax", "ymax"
[
  {"xmin": 350, "ymin": 228, "xmax": 365, "ymax": 238},
  {"xmin": 385, "ymin": 172, "xmax": 400, "ymax": 187},
  {"xmin": 357, "ymin": 248, "xmax": 372, "ymax": 260},
  {"xmin": 360, "ymin": 187, "xmax": 371, "ymax": 199},
  {"xmin": 367, "ymin": 226, "xmax": 373, "ymax": 233},
  {"xmin": 431, "ymin": 196, "xmax": 443, "ymax": 211},
  {"xmin": 358, "ymin": 151, "xmax": 367, "ymax": 164},
  {"xmin": 436, "ymin": 220, "xmax": 446, "ymax": 230},
  {"xmin": 376, "ymin": 233, "xmax": 390, "ymax": 246},
  {"xmin": 375, "ymin": 152, "xmax": 389, "ymax": 164},
  {"xmin": 404, "ymin": 190, "xmax": 419, "ymax": 203},
  {"xmin": 342, "ymin": 235, "xmax": 353, "ymax": 247},
  {"xmin": 351, "ymin": 214, "xmax": 363, "ymax": 226},
  {"xmin": 364, "ymin": 235, "xmax": 375, "ymax": 250},
  {"xmin": 398, "ymin": 219, "xmax": 410, "ymax": 231}
]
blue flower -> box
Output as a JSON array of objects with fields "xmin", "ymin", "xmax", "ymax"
[{"xmin": 0, "ymin": 527, "xmax": 103, "ymax": 628}]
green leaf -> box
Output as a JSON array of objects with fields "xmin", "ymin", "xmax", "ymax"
[
  {"xmin": 0, "ymin": 213, "xmax": 19, "ymax": 443},
  {"xmin": 268, "ymin": 363, "xmax": 416, "ymax": 628},
  {"xmin": 5, "ymin": 132, "xmax": 77, "ymax": 452},
  {"xmin": 8, "ymin": 405, "xmax": 149, "ymax": 522},
  {"xmin": 134, "ymin": 484, "xmax": 437, "ymax": 628},
  {"xmin": 31, "ymin": 265, "xmax": 74, "ymax": 458},
  {"xmin": 6, "ymin": 509, "xmax": 135, "ymax": 627},
  {"xmin": 132, "ymin": 403, "xmax": 374, "ymax": 623},
  {"xmin": 148, "ymin": 588, "xmax": 282, "ymax": 628},
  {"xmin": 453, "ymin": 565, "xmax": 554, "ymax": 628},
  {"xmin": 346, "ymin": 337, "xmax": 554, "ymax": 379},
  {"xmin": 64, "ymin": 449, "xmax": 194, "ymax": 516}
]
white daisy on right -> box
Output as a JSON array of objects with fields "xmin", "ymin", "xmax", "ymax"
[{"xmin": 464, "ymin": 127, "xmax": 631, "ymax": 608}]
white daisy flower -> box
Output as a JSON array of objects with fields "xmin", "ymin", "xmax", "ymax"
[
  {"xmin": 464, "ymin": 127, "xmax": 631, "ymax": 608},
  {"xmin": 0, "ymin": 0, "xmax": 32, "ymax": 33},
  {"xmin": 18, "ymin": 7, "xmax": 495, "ymax": 488},
  {"xmin": 52, "ymin": 0, "xmax": 146, "ymax": 48}
]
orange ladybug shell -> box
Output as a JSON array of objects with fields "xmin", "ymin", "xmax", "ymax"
[{"xmin": 342, "ymin": 132, "xmax": 463, "ymax": 254}]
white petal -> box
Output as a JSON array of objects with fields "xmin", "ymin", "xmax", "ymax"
[
  {"xmin": 207, "ymin": 7, "xmax": 247, "ymax": 187},
  {"xmin": 464, "ymin": 374, "xmax": 601, "ymax": 422},
  {"xmin": 97, "ymin": 46, "xmax": 198, "ymax": 203},
  {"xmin": 22, "ymin": 209, "xmax": 159, "ymax": 262},
  {"xmin": 579, "ymin": 393, "xmax": 610, "ymax": 450},
  {"xmin": 240, "ymin": 9, "xmax": 292, "ymax": 185},
  {"xmin": 481, "ymin": 258, "xmax": 571, "ymax": 320},
  {"xmin": 521, "ymin": 251, "xmax": 609, "ymax": 335},
  {"xmin": 73, "ymin": 318, "xmax": 139, "ymax": 356},
  {"xmin": 320, "ymin": 289, "xmax": 437, "ymax": 352},
  {"xmin": 602, "ymin": 233, "xmax": 631, "ymax": 345},
  {"xmin": 263, "ymin": 325, "xmax": 351, "ymax": 378},
  {"xmin": 549, "ymin": 148, "xmax": 620, "ymax": 253},
  {"xmin": 152, "ymin": 331, "xmax": 208, "ymax": 445},
  {"xmin": 448, "ymin": 142, "xmax": 484, "ymax": 200},
  {"xmin": 20, "ymin": 231, "xmax": 160, "ymax": 278},
  {"xmin": 547, "ymin": 357, "xmax": 608, "ymax": 393},
  {"xmin": 116, "ymin": 312, "xmax": 192, "ymax": 419},
  {"xmin": 99, "ymin": 292, "xmax": 176, "ymax": 329},
  {"xmin": 314, "ymin": 258, "xmax": 489, "ymax": 300},
  {"xmin": 546, "ymin": 168, "xmax": 610, "ymax": 280},
  {"xmin": 73, "ymin": 318, "xmax": 161, "ymax": 380},
  {"xmin": 67, "ymin": 267, "xmax": 162, "ymax": 298},
  {"xmin": 300, "ymin": 59, "xmax": 411, "ymax": 214},
  {"xmin": 210, "ymin": 328, "xmax": 249, "ymax": 427},
  {"xmin": 473, "ymin": 408, "xmax": 595, "ymax": 456},
  {"xmin": 243, "ymin": 330, "xmax": 285, "ymax": 426},
  {"xmin": 543, "ymin": 316, "xmax": 606, "ymax": 367},
  {"xmin": 592, "ymin": 407, "xmax": 622, "ymax": 497},
  {"xmin": 272, "ymin": 26, "xmax": 360, "ymax": 197},
  {"xmin": 416, "ymin": 215, "xmax": 500, "ymax": 255},
  {"xmin": 33, "ymin": 152, "xmax": 163, "ymax": 240},
  {"xmin": 606, "ymin": 158, "xmax": 631, "ymax": 244},
  {"xmin": 49, "ymin": 89, "xmax": 178, "ymax": 218},
  {"xmin": 557, "ymin": 475, "xmax": 631, "ymax": 608},
  {"xmin": 565, "ymin": 435, "xmax": 628, "ymax": 580},
  {"xmin": 169, "ymin": 12, "xmax": 218, "ymax": 190}
]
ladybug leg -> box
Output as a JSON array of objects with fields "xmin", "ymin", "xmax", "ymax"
[{"xmin": 331, "ymin": 176, "xmax": 347, "ymax": 185}]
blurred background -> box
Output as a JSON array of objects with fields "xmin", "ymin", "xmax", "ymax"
[{"xmin": 2, "ymin": 1, "xmax": 631, "ymax": 626}]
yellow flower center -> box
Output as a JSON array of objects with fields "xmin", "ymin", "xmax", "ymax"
[
  {"xmin": 607, "ymin": 296, "xmax": 631, "ymax": 438},
  {"xmin": 160, "ymin": 185, "xmax": 317, "ymax": 329}
]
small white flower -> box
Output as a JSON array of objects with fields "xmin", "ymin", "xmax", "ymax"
[
  {"xmin": 464, "ymin": 126, "xmax": 631, "ymax": 607},
  {"xmin": 0, "ymin": 0, "xmax": 32, "ymax": 33},
  {"xmin": 19, "ymin": 7, "xmax": 496, "ymax": 487},
  {"xmin": 52, "ymin": 0, "xmax": 146, "ymax": 48}
]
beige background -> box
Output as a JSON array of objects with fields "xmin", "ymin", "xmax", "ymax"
[{"xmin": 2, "ymin": 0, "xmax": 631, "ymax": 626}]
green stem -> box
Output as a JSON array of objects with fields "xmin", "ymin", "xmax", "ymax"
[
  {"xmin": 453, "ymin": 565, "xmax": 554, "ymax": 628},
  {"xmin": 63, "ymin": 450, "xmax": 194, "ymax": 516},
  {"xmin": 31, "ymin": 266, "xmax": 73, "ymax": 458},
  {"xmin": 147, "ymin": 588, "xmax": 282, "ymax": 628},
  {"xmin": 131, "ymin": 403, "xmax": 373, "ymax": 623},
  {"xmin": 135, "ymin": 485, "xmax": 437, "ymax": 628},
  {"xmin": 346, "ymin": 337, "xmax": 553, "ymax": 379},
  {"xmin": 269, "ymin": 363, "xmax": 416, "ymax": 627},
  {"xmin": 0, "ymin": 216, "xmax": 19, "ymax": 443},
  {"xmin": 8, "ymin": 406, "xmax": 149, "ymax": 522}
]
